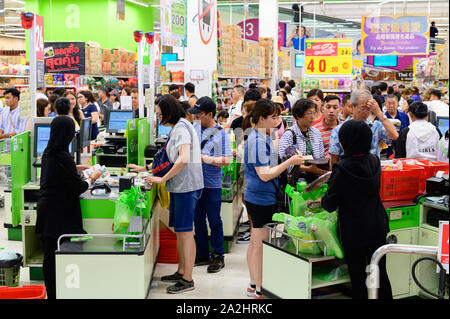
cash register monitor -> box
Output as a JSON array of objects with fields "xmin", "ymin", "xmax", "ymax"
[
  {"xmin": 79, "ymin": 118, "xmax": 92, "ymax": 148},
  {"xmin": 106, "ymin": 110, "xmax": 134, "ymax": 134},
  {"xmin": 437, "ymin": 116, "xmax": 449, "ymax": 137},
  {"xmin": 156, "ymin": 119, "xmax": 172, "ymax": 138},
  {"xmin": 34, "ymin": 123, "xmax": 75, "ymax": 159}
]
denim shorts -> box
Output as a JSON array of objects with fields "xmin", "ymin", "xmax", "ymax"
[{"xmin": 169, "ymin": 189, "xmax": 203, "ymax": 232}]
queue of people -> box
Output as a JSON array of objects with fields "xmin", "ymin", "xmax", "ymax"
[{"xmin": 1, "ymin": 79, "xmax": 447, "ymax": 300}]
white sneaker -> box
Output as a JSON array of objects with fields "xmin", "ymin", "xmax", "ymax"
[{"xmin": 236, "ymin": 232, "xmax": 251, "ymax": 244}]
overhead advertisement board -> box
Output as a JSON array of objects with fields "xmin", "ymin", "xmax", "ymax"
[
  {"xmin": 361, "ymin": 15, "xmax": 429, "ymax": 56},
  {"xmin": 304, "ymin": 39, "xmax": 353, "ymax": 75}
]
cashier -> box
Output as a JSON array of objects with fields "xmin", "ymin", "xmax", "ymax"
[
  {"xmin": 321, "ymin": 120, "xmax": 392, "ymax": 299},
  {"xmin": 36, "ymin": 116, "xmax": 101, "ymax": 299}
]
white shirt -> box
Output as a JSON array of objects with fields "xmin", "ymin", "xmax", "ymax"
[
  {"xmin": 425, "ymin": 100, "xmax": 449, "ymax": 117},
  {"xmin": 36, "ymin": 92, "xmax": 48, "ymax": 101},
  {"xmin": 287, "ymin": 93, "xmax": 297, "ymax": 107},
  {"xmin": 228, "ymin": 98, "xmax": 243, "ymax": 123}
]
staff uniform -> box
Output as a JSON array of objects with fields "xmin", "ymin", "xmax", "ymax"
[
  {"xmin": 322, "ymin": 120, "xmax": 392, "ymax": 299},
  {"xmin": 244, "ymin": 129, "xmax": 278, "ymax": 228}
]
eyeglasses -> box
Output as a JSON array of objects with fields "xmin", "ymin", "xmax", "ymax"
[
  {"xmin": 155, "ymin": 112, "xmax": 162, "ymax": 118},
  {"xmin": 303, "ymin": 110, "xmax": 317, "ymax": 117}
]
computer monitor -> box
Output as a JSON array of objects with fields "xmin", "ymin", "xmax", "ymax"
[
  {"xmin": 34, "ymin": 123, "xmax": 51, "ymax": 158},
  {"xmin": 161, "ymin": 53, "xmax": 178, "ymax": 67},
  {"xmin": 79, "ymin": 118, "xmax": 92, "ymax": 148},
  {"xmin": 295, "ymin": 54, "xmax": 305, "ymax": 68},
  {"xmin": 156, "ymin": 119, "xmax": 172, "ymax": 138},
  {"xmin": 373, "ymin": 55, "xmax": 398, "ymax": 67},
  {"xmin": 106, "ymin": 110, "xmax": 134, "ymax": 133},
  {"xmin": 34, "ymin": 123, "xmax": 75, "ymax": 157},
  {"xmin": 437, "ymin": 116, "xmax": 449, "ymax": 137}
]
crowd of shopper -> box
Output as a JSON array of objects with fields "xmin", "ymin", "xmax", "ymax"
[{"xmin": 1, "ymin": 79, "xmax": 447, "ymax": 300}]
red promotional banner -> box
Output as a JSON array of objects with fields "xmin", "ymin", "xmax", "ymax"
[
  {"xmin": 35, "ymin": 15, "xmax": 44, "ymax": 60},
  {"xmin": 44, "ymin": 42, "xmax": 86, "ymax": 74},
  {"xmin": 305, "ymin": 41, "xmax": 338, "ymax": 57},
  {"xmin": 438, "ymin": 221, "xmax": 449, "ymax": 274}
]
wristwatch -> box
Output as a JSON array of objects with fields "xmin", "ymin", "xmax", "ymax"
[{"xmin": 379, "ymin": 114, "xmax": 388, "ymax": 122}]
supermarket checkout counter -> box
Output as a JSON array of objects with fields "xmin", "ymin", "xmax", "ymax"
[
  {"xmin": 261, "ymin": 171, "xmax": 449, "ymax": 299},
  {"xmin": 54, "ymin": 181, "xmax": 159, "ymax": 299},
  {"xmin": 21, "ymin": 174, "xmax": 160, "ymax": 299}
]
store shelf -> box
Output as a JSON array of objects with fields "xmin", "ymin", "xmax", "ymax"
[
  {"xmin": 0, "ymin": 75, "xmax": 29, "ymax": 78},
  {"xmin": 161, "ymin": 82, "xmax": 184, "ymax": 86},
  {"xmin": 218, "ymin": 75, "xmax": 268, "ymax": 80},
  {"xmin": 83, "ymin": 74, "xmax": 135, "ymax": 78},
  {"xmin": 45, "ymin": 85, "xmax": 76, "ymax": 88},
  {"xmin": 303, "ymin": 89, "xmax": 351, "ymax": 93},
  {"xmin": 311, "ymin": 275, "xmax": 351, "ymax": 290}
]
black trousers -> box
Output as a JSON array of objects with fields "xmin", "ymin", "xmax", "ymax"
[
  {"xmin": 42, "ymin": 237, "xmax": 58, "ymax": 300},
  {"xmin": 343, "ymin": 240, "xmax": 393, "ymax": 299}
]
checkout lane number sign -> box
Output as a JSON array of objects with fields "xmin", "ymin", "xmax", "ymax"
[{"xmin": 438, "ymin": 221, "xmax": 449, "ymax": 274}]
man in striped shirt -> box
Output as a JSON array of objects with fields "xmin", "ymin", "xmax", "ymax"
[
  {"xmin": 0, "ymin": 88, "xmax": 30, "ymax": 139},
  {"xmin": 313, "ymin": 95, "xmax": 341, "ymax": 157}
]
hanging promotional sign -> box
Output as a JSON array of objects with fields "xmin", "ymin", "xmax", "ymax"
[
  {"xmin": 438, "ymin": 221, "xmax": 449, "ymax": 274},
  {"xmin": 304, "ymin": 39, "xmax": 353, "ymax": 75},
  {"xmin": 237, "ymin": 18, "xmax": 287, "ymax": 48},
  {"xmin": 35, "ymin": 15, "xmax": 45, "ymax": 88},
  {"xmin": 161, "ymin": 0, "xmax": 187, "ymax": 47},
  {"xmin": 44, "ymin": 42, "xmax": 86, "ymax": 74},
  {"xmin": 396, "ymin": 71, "xmax": 414, "ymax": 81},
  {"xmin": 117, "ymin": 0, "xmax": 125, "ymax": 21},
  {"xmin": 361, "ymin": 15, "xmax": 429, "ymax": 56}
]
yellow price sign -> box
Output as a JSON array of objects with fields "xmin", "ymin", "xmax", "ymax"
[{"xmin": 305, "ymin": 56, "xmax": 353, "ymax": 75}]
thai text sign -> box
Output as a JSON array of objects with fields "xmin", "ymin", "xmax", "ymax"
[
  {"xmin": 361, "ymin": 15, "xmax": 429, "ymax": 55},
  {"xmin": 44, "ymin": 42, "xmax": 86, "ymax": 74},
  {"xmin": 305, "ymin": 39, "xmax": 352, "ymax": 75}
]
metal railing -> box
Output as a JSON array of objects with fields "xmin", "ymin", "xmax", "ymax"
[
  {"xmin": 265, "ymin": 222, "xmax": 328, "ymax": 257},
  {"xmin": 367, "ymin": 244, "xmax": 438, "ymax": 299}
]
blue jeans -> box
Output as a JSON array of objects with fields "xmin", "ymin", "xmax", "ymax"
[
  {"xmin": 194, "ymin": 188, "xmax": 224, "ymax": 258},
  {"xmin": 169, "ymin": 189, "xmax": 203, "ymax": 233}
]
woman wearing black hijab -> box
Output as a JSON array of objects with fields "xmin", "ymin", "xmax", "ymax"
[
  {"xmin": 321, "ymin": 120, "xmax": 392, "ymax": 299},
  {"xmin": 36, "ymin": 116, "xmax": 101, "ymax": 299}
]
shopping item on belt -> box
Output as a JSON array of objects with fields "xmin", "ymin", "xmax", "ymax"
[{"xmin": 112, "ymin": 186, "xmax": 147, "ymax": 236}]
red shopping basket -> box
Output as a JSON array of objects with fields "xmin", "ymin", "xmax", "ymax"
[
  {"xmin": 380, "ymin": 164, "xmax": 425, "ymax": 201},
  {"xmin": 157, "ymin": 229, "xmax": 179, "ymax": 264},
  {"xmin": 0, "ymin": 285, "xmax": 46, "ymax": 299}
]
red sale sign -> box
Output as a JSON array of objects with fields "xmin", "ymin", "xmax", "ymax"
[
  {"xmin": 305, "ymin": 42, "xmax": 338, "ymax": 57},
  {"xmin": 438, "ymin": 221, "xmax": 449, "ymax": 274},
  {"xmin": 35, "ymin": 15, "xmax": 44, "ymax": 60}
]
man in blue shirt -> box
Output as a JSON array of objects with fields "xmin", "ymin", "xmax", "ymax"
[
  {"xmin": 384, "ymin": 94, "xmax": 409, "ymax": 157},
  {"xmin": 329, "ymin": 89, "xmax": 399, "ymax": 165},
  {"xmin": 188, "ymin": 97, "xmax": 232, "ymax": 273},
  {"xmin": 287, "ymin": 26, "xmax": 309, "ymax": 51}
]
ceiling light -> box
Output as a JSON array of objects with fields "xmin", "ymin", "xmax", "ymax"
[{"xmin": 127, "ymin": 0, "xmax": 149, "ymax": 7}]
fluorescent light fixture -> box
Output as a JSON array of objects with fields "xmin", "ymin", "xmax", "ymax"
[
  {"xmin": 127, "ymin": 0, "xmax": 149, "ymax": 7},
  {"xmin": 10, "ymin": 0, "xmax": 25, "ymax": 4},
  {"xmin": 0, "ymin": 34, "xmax": 25, "ymax": 39}
]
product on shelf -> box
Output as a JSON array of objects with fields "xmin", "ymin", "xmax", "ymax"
[
  {"xmin": 85, "ymin": 42, "xmax": 136, "ymax": 76},
  {"xmin": 302, "ymin": 78, "xmax": 352, "ymax": 91}
]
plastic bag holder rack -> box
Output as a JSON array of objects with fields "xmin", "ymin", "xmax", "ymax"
[
  {"xmin": 56, "ymin": 197, "xmax": 148, "ymax": 253},
  {"xmin": 264, "ymin": 222, "xmax": 330, "ymax": 260}
]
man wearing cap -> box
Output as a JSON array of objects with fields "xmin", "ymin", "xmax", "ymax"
[{"xmin": 188, "ymin": 97, "xmax": 232, "ymax": 273}]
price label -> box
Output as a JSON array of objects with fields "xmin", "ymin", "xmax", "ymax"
[
  {"xmin": 171, "ymin": 2, "xmax": 186, "ymax": 36},
  {"xmin": 35, "ymin": 15, "xmax": 45, "ymax": 60},
  {"xmin": 305, "ymin": 56, "xmax": 352, "ymax": 75}
]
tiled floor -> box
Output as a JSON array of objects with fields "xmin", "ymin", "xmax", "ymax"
[{"xmin": 0, "ymin": 191, "xmax": 252, "ymax": 299}]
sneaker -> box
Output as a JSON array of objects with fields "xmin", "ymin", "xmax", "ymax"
[
  {"xmin": 238, "ymin": 228, "xmax": 250, "ymax": 236},
  {"xmin": 167, "ymin": 278, "xmax": 195, "ymax": 294},
  {"xmin": 253, "ymin": 292, "xmax": 265, "ymax": 299},
  {"xmin": 236, "ymin": 232, "xmax": 251, "ymax": 244},
  {"xmin": 161, "ymin": 271, "xmax": 183, "ymax": 283},
  {"xmin": 194, "ymin": 255, "xmax": 210, "ymax": 266},
  {"xmin": 247, "ymin": 286, "xmax": 256, "ymax": 297},
  {"xmin": 207, "ymin": 254, "xmax": 225, "ymax": 273}
]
